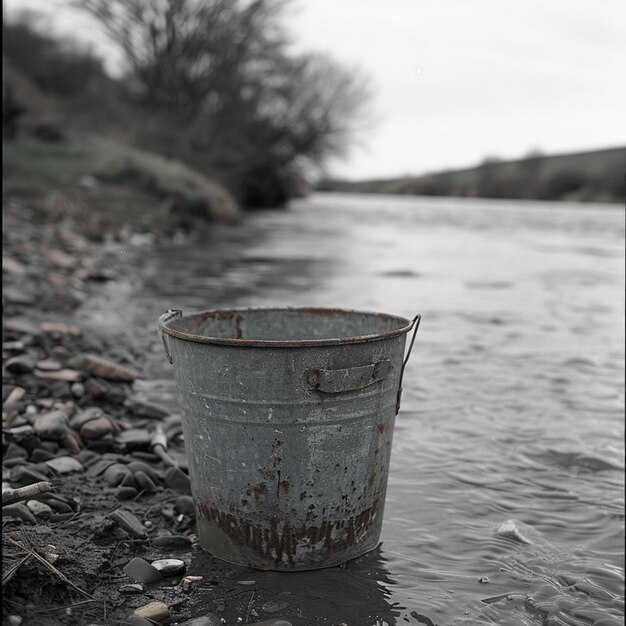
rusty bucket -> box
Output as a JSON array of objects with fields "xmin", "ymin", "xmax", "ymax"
[{"xmin": 158, "ymin": 307, "xmax": 420, "ymax": 571}]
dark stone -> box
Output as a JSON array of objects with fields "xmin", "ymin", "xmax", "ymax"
[
  {"xmin": 127, "ymin": 461, "xmax": 159, "ymax": 484},
  {"xmin": 110, "ymin": 509, "xmax": 148, "ymax": 539},
  {"xmin": 123, "ymin": 557, "xmax": 162, "ymax": 585},
  {"xmin": 174, "ymin": 496, "xmax": 195, "ymax": 516},
  {"xmin": 117, "ymin": 487, "xmax": 138, "ymax": 500},
  {"xmin": 134, "ymin": 470, "xmax": 157, "ymax": 494},
  {"xmin": 163, "ymin": 466, "xmax": 192, "ymax": 494}
]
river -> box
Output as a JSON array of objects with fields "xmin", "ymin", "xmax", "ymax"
[{"xmin": 83, "ymin": 192, "xmax": 625, "ymax": 625}]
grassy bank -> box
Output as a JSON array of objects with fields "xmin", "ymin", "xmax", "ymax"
[
  {"xmin": 3, "ymin": 133, "xmax": 239, "ymax": 234},
  {"xmin": 318, "ymin": 146, "xmax": 626, "ymax": 203}
]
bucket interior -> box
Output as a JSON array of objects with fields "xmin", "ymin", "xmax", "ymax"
[{"xmin": 164, "ymin": 307, "xmax": 411, "ymax": 345}]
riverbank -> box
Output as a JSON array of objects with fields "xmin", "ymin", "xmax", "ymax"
[{"xmin": 1, "ymin": 178, "xmax": 306, "ymax": 625}]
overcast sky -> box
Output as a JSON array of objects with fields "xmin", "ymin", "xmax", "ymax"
[{"xmin": 5, "ymin": 0, "xmax": 626, "ymax": 179}]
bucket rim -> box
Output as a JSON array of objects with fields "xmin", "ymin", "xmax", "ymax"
[{"xmin": 160, "ymin": 306, "xmax": 416, "ymax": 347}]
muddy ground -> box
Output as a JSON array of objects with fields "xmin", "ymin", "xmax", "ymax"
[{"xmin": 2, "ymin": 193, "xmax": 400, "ymax": 626}]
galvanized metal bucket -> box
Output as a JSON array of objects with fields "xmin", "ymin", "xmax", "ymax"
[{"xmin": 158, "ymin": 307, "xmax": 420, "ymax": 571}]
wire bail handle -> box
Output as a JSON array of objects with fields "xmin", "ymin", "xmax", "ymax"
[
  {"xmin": 158, "ymin": 309, "xmax": 183, "ymax": 364},
  {"xmin": 396, "ymin": 314, "xmax": 421, "ymax": 414}
]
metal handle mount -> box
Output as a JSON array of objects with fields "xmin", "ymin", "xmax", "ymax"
[
  {"xmin": 158, "ymin": 309, "xmax": 183, "ymax": 364},
  {"xmin": 396, "ymin": 314, "xmax": 421, "ymax": 414}
]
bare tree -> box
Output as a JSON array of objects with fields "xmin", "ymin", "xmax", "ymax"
[{"xmin": 76, "ymin": 0, "xmax": 371, "ymax": 206}]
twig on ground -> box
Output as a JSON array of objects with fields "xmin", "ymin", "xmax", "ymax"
[
  {"xmin": 2, "ymin": 553, "xmax": 32, "ymax": 587},
  {"xmin": 2, "ymin": 481, "xmax": 55, "ymax": 507},
  {"xmin": 6, "ymin": 537, "xmax": 95, "ymax": 600},
  {"xmin": 151, "ymin": 425, "xmax": 177, "ymax": 467}
]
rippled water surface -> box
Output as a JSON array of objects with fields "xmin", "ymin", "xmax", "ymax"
[{"xmin": 86, "ymin": 193, "xmax": 624, "ymax": 625}]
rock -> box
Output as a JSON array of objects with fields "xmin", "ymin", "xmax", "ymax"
[
  {"xmin": 5, "ymin": 355, "xmax": 36, "ymax": 374},
  {"xmin": 70, "ymin": 382, "xmax": 86, "ymax": 398},
  {"xmin": 3, "ymin": 317, "xmax": 39, "ymax": 335},
  {"xmin": 110, "ymin": 509, "xmax": 148, "ymax": 539},
  {"xmin": 43, "ymin": 497, "xmax": 74, "ymax": 514},
  {"xmin": 249, "ymin": 621, "xmax": 293, "ymax": 626},
  {"xmin": 151, "ymin": 558, "xmax": 186, "ymax": 577},
  {"xmin": 134, "ymin": 471, "xmax": 157, "ymax": 494},
  {"xmin": 46, "ymin": 456, "xmax": 83, "ymax": 474},
  {"xmin": 85, "ymin": 378, "xmax": 108, "ymax": 397},
  {"xmin": 75, "ymin": 449, "xmax": 99, "ymax": 465},
  {"xmin": 34, "ymin": 410, "xmax": 69, "ymax": 439},
  {"xmin": 26, "ymin": 500, "xmax": 53, "ymax": 519},
  {"xmin": 123, "ymin": 557, "xmax": 163, "ymax": 585},
  {"xmin": 70, "ymin": 407, "xmax": 104, "ymax": 430},
  {"xmin": 152, "ymin": 535, "xmax": 193, "ymax": 550},
  {"xmin": 34, "ymin": 369, "xmax": 82, "ymax": 382},
  {"xmin": 117, "ymin": 487, "xmax": 138, "ymax": 500},
  {"xmin": 119, "ymin": 583, "xmax": 144, "ymax": 594},
  {"xmin": 2, "ymin": 503, "xmax": 37, "ymax": 524},
  {"xmin": 6, "ymin": 615, "xmax": 23, "ymax": 626},
  {"xmin": 2, "ymin": 341, "xmax": 26, "ymax": 351},
  {"xmin": 238, "ymin": 580, "xmax": 256, "ymax": 586},
  {"xmin": 4, "ymin": 443, "xmax": 27, "ymax": 461},
  {"xmin": 163, "ymin": 466, "xmax": 192, "ymax": 494},
  {"xmin": 124, "ymin": 398, "xmax": 170, "ymax": 419},
  {"xmin": 174, "ymin": 495, "xmax": 195, "ymax": 516},
  {"xmin": 116, "ymin": 429, "xmax": 151, "ymax": 450},
  {"xmin": 11, "ymin": 466, "xmax": 50, "ymax": 484},
  {"xmin": 4, "ymin": 386, "xmax": 26, "ymax": 405},
  {"xmin": 121, "ymin": 473, "xmax": 138, "ymax": 488},
  {"xmin": 45, "ymin": 248, "xmax": 76, "ymax": 269},
  {"xmin": 2, "ymin": 255, "xmax": 27, "ymax": 274},
  {"xmin": 40, "ymin": 321, "xmax": 81, "ymax": 336},
  {"xmin": 73, "ymin": 354, "xmax": 138, "ymax": 382},
  {"xmin": 479, "ymin": 576, "xmax": 490, "ymax": 584},
  {"xmin": 30, "ymin": 448, "xmax": 55, "ymax": 463},
  {"xmin": 4, "ymin": 425, "xmax": 35, "ymax": 442},
  {"xmin": 36, "ymin": 359, "xmax": 62, "ymax": 371},
  {"xmin": 86, "ymin": 458, "xmax": 118, "ymax": 478},
  {"xmin": 80, "ymin": 416, "xmax": 113, "ymax": 439},
  {"xmin": 49, "ymin": 512, "xmax": 75, "ymax": 523},
  {"xmin": 127, "ymin": 461, "xmax": 159, "ymax": 484},
  {"xmin": 103, "ymin": 464, "xmax": 132, "ymax": 487}
]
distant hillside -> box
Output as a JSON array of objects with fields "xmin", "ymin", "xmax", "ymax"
[{"xmin": 318, "ymin": 147, "xmax": 626, "ymax": 203}]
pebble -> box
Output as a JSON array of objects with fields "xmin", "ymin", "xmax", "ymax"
[
  {"xmin": 4, "ymin": 443, "xmax": 27, "ymax": 461},
  {"xmin": 4, "ymin": 425, "xmax": 35, "ymax": 441},
  {"xmin": 34, "ymin": 368, "xmax": 82, "ymax": 382},
  {"xmin": 123, "ymin": 557, "xmax": 163, "ymax": 584},
  {"xmin": 30, "ymin": 448, "xmax": 55, "ymax": 463},
  {"xmin": 40, "ymin": 321, "xmax": 81, "ymax": 336},
  {"xmin": 125, "ymin": 397, "xmax": 170, "ymax": 419},
  {"xmin": 34, "ymin": 410, "xmax": 69, "ymax": 439},
  {"xmin": 2, "ymin": 504, "xmax": 37, "ymax": 524},
  {"xmin": 151, "ymin": 558, "xmax": 186, "ymax": 577},
  {"xmin": 70, "ymin": 382, "xmax": 86, "ymax": 398},
  {"xmin": 479, "ymin": 576, "xmax": 490, "ymax": 584},
  {"xmin": 70, "ymin": 407, "xmax": 104, "ymax": 430},
  {"xmin": 86, "ymin": 458, "xmax": 118, "ymax": 477},
  {"xmin": 46, "ymin": 456, "xmax": 84, "ymax": 474},
  {"xmin": 5, "ymin": 355, "xmax": 36, "ymax": 374},
  {"xmin": 36, "ymin": 359, "xmax": 62, "ymax": 371},
  {"xmin": 133, "ymin": 601, "xmax": 169, "ymax": 621},
  {"xmin": 116, "ymin": 429, "xmax": 151, "ymax": 449},
  {"xmin": 26, "ymin": 500, "xmax": 53, "ymax": 519},
  {"xmin": 152, "ymin": 534, "xmax": 193, "ymax": 550},
  {"xmin": 80, "ymin": 415, "xmax": 113, "ymax": 439},
  {"xmin": 127, "ymin": 459, "xmax": 156, "ymax": 479},
  {"xmin": 164, "ymin": 465, "xmax": 192, "ymax": 494},
  {"xmin": 103, "ymin": 464, "xmax": 132, "ymax": 487},
  {"xmin": 118, "ymin": 487, "xmax": 138, "ymax": 500},
  {"xmin": 174, "ymin": 495, "xmax": 195, "ymax": 515},
  {"xmin": 6, "ymin": 616, "xmax": 23, "ymax": 626},
  {"xmin": 119, "ymin": 583, "xmax": 144, "ymax": 594},
  {"xmin": 4, "ymin": 386, "xmax": 26, "ymax": 405},
  {"xmin": 74, "ymin": 353, "xmax": 138, "ymax": 382},
  {"xmin": 110, "ymin": 509, "xmax": 148, "ymax": 539},
  {"xmin": 4, "ymin": 317, "xmax": 39, "ymax": 335},
  {"xmin": 134, "ymin": 470, "xmax": 157, "ymax": 493}
]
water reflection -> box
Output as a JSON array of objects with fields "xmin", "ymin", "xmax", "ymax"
[{"xmin": 186, "ymin": 545, "xmax": 421, "ymax": 626}]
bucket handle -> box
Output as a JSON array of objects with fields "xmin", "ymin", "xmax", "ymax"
[
  {"xmin": 396, "ymin": 314, "xmax": 421, "ymax": 414},
  {"xmin": 158, "ymin": 309, "xmax": 183, "ymax": 364}
]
